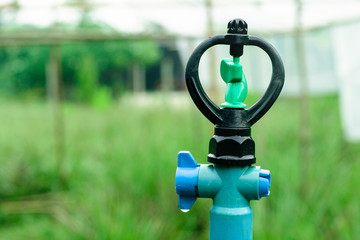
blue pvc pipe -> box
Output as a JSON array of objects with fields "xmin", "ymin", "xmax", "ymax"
[{"xmin": 198, "ymin": 165, "xmax": 259, "ymax": 240}]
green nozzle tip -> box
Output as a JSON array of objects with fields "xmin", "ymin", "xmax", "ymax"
[
  {"xmin": 220, "ymin": 57, "xmax": 248, "ymax": 109},
  {"xmin": 220, "ymin": 58, "xmax": 242, "ymax": 84}
]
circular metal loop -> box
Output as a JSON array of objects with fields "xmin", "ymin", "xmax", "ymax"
[{"xmin": 185, "ymin": 34, "xmax": 285, "ymax": 126}]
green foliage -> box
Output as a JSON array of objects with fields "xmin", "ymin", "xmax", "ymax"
[
  {"xmin": 0, "ymin": 96, "xmax": 359, "ymax": 239},
  {"xmin": 74, "ymin": 54, "xmax": 99, "ymax": 103},
  {"xmin": 91, "ymin": 86, "xmax": 113, "ymax": 109},
  {"xmin": 61, "ymin": 40, "xmax": 161, "ymax": 103},
  {"xmin": 0, "ymin": 40, "xmax": 161, "ymax": 100},
  {"xmin": 0, "ymin": 9, "xmax": 162, "ymax": 100},
  {"xmin": 0, "ymin": 46, "xmax": 49, "ymax": 97}
]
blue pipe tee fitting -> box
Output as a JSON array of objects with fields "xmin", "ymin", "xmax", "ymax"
[{"xmin": 175, "ymin": 151, "xmax": 271, "ymax": 239}]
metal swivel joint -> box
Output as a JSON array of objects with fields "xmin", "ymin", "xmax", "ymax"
[{"xmin": 175, "ymin": 18, "xmax": 285, "ymax": 240}]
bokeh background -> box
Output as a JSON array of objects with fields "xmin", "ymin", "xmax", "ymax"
[{"xmin": 0, "ymin": 0, "xmax": 360, "ymax": 239}]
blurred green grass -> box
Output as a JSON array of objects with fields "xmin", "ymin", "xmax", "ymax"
[{"xmin": 0, "ymin": 95, "xmax": 359, "ymax": 239}]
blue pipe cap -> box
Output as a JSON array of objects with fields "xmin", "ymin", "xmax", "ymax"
[
  {"xmin": 259, "ymin": 169, "xmax": 271, "ymax": 198},
  {"xmin": 175, "ymin": 151, "xmax": 199, "ymax": 212}
]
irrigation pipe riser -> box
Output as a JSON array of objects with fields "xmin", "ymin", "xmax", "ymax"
[{"xmin": 175, "ymin": 18, "xmax": 285, "ymax": 240}]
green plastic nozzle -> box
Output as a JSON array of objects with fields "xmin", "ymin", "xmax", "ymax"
[{"xmin": 220, "ymin": 57, "xmax": 248, "ymax": 108}]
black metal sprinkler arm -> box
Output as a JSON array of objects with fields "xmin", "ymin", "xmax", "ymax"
[{"xmin": 185, "ymin": 18, "xmax": 285, "ymax": 166}]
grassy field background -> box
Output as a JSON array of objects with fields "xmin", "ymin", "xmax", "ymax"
[{"xmin": 0, "ymin": 95, "xmax": 359, "ymax": 239}]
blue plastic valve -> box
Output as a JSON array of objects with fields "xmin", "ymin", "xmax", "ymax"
[
  {"xmin": 175, "ymin": 151, "xmax": 199, "ymax": 211},
  {"xmin": 259, "ymin": 169, "xmax": 271, "ymax": 198}
]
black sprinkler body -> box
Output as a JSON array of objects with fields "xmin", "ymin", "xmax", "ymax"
[{"xmin": 185, "ymin": 18, "xmax": 285, "ymax": 166}]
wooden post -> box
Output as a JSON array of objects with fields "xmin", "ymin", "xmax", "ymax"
[
  {"xmin": 46, "ymin": 45, "xmax": 66, "ymax": 188},
  {"xmin": 294, "ymin": 0, "xmax": 311, "ymax": 196},
  {"xmin": 160, "ymin": 57, "xmax": 174, "ymax": 93},
  {"xmin": 132, "ymin": 63, "xmax": 146, "ymax": 93},
  {"xmin": 205, "ymin": 0, "xmax": 218, "ymax": 102}
]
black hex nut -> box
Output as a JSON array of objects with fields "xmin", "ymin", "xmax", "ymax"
[{"xmin": 208, "ymin": 134, "xmax": 255, "ymax": 165}]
